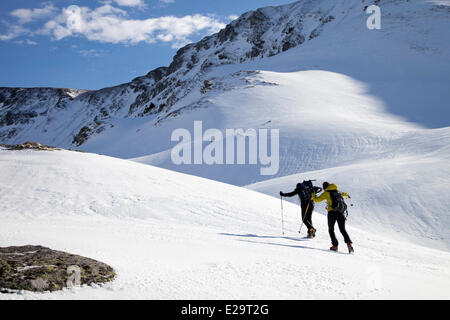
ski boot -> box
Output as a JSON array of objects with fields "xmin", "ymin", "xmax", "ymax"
[
  {"xmin": 347, "ymin": 243, "xmax": 354, "ymax": 254},
  {"xmin": 308, "ymin": 228, "xmax": 316, "ymax": 239},
  {"xmin": 330, "ymin": 245, "xmax": 338, "ymax": 252}
]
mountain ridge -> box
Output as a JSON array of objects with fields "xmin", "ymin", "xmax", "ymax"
[{"xmin": 0, "ymin": 0, "xmax": 413, "ymax": 146}]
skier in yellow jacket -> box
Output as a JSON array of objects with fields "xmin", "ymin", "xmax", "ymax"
[{"xmin": 312, "ymin": 182, "xmax": 354, "ymax": 253}]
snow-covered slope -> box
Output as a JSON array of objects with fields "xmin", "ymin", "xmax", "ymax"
[
  {"xmin": 125, "ymin": 69, "xmax": 427, "ymax": 184},
  {"xmin": 248, "ymin": 126, "xmax": 450, "ymax": 250},
  {"xmin": 1, "ymin": 0, "xmax": 449, "ymax": 274},
  {"xmin": 51, "ymin": 0, "xmax": 450, "ymax": 186},
  {"xmin": 1, "ymin": 149, "xmax": 449, "ymax": 299},
  {"xmin": 1, "ymin": 0, "xmax": 449, "ymax": 149}
]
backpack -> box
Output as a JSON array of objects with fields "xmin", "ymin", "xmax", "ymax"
[
  {"xmin": 299, "ymin": 181, "xmax": 314, "ymax": 203},
  {"xmin": 329, "ymin": 190, "xmax": 348, "ymax": 215}
]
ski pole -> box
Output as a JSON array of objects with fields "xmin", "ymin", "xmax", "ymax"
[
  {"xmin": 346, "ymin": 196, "xmax": 353, "ymax": 219},
  {"xmin": 280, "ymin": 196, "xmax": 285, "ymax": 236},
  {"xmin": 348, "ymin": 195, "xmax": 354, "ymax": 207}
]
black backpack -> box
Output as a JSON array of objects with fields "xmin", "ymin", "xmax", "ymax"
[
  {"xmin": 329, "ymin": 190, "xmax": 348, "ymax": 215},
  {"xmin": 299, "ymin": 181, "xmax": 313, "ymax": 202}
]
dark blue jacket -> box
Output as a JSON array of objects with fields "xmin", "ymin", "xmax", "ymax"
[{"xmin": 281, "ymin": 183, "xmax": 315, "ymax": 207}]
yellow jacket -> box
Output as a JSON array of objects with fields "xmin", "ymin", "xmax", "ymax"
[{"xmin": 311, "ymin": 184, "xmax": 350, "ymax": 212}]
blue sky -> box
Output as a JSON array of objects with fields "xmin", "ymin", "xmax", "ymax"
[{"xmin": 0, "ymin": 0, "xmax": 293, "ymax": 90}]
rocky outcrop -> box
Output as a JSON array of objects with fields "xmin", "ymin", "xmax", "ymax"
[
  {"xmin": 0, "ymin": 246, "xmax": 115, "ymax": 293},
  {"xmin": 0, "ymin": 141, "xmax": 61, "ymax": 151}
]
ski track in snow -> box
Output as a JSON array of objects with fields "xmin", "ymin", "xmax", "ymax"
[{"xmin": 0, "ymin": 149, "xmax": 449, "ymax": 299}]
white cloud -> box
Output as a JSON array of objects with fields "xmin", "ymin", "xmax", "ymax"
[
  {"xmin": 160, "ymin": 0, "xmax": 175, "ymax": 3},
  {"xmin": 0, "ymin": 24, "xmax": 29, "ymax": 41},
  {"xmin": 10, "ymin": 4, "xmax": 57, "ymax": 24},
  {"xmin": 113, "ymin": 0, "xmax": 146, "ymax": 8},
  {"xmin": 13, "ymin": 39, "xmax": 37, "ymax": 45},
  {"xmin": 2, "ymin": 3, "xmax": 226, "ymax": 48},
  {"xmin": 1, "ymin": 3, "xmax": 55, "ymax": 41},
  {"xmin": 40, "ymin": 4, "xmax": 226, "ymax": 47},
  {"xmin": 79, "ymin": 49, "xmax": 103, "ymax": 57}
]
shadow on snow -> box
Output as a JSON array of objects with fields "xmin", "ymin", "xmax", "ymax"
[{"xmin": 219, "ymin": 233, "xmax": 347, "ymax": 255}]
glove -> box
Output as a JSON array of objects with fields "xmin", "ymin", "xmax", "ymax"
[
  {"xmin": 280, "ymin": 191, "xmax": 284, "ymax": 197},
  {"xmin": 313, "ymin": 186, "xmax": 322, "ymax": 193}
]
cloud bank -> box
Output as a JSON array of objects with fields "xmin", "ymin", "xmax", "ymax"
[
  {"xmin": 10, "ymin": 4, "xmax": 57, "ymax": 24},
  {"xmin": 1, "ymin": 3, "xmax": 228, "ymax": 48}
]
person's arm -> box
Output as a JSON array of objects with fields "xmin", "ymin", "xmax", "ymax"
[
  {"xmin": 280, "ymin": 188, "xmax": 299, "ymax": 198},
  {"xmin": 312, "ymin": 192, "xmax": 327, "ymax": 203},
  {"xmin": 342, "ymin": 191, "xmax": 351, "ymax": 199}
]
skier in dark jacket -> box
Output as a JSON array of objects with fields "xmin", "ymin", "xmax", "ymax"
[{"xmin": 280, "ymin": 181, "xmax": 319, "ymax": 238}]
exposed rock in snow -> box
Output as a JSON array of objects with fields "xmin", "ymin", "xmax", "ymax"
[
  {"xmin": 0, "ymin": 141, "xmax": 61, "ymax": 151},
  {"xmin": 0, "ymin": 245, "xmax": 115, "ymax": 293}
]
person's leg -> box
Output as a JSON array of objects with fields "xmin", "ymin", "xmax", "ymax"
[
  {"xmin": 302, "ymin": 205, "xmax": 313, "ymax": 231},
  {"xmin": 306, "ymin": 202, "xmax": 314, "ymax": 230},
  {"xmin": 328, "ymin": 212, "xmax": 338, "ymax": 247},
  {"xmin": 336, "ymin": 214, "xmax": 352, "ymax": 244}
]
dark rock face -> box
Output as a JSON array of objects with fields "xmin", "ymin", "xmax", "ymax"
[
  {"xmin": 72, "ymin": 126, "xmax": 93, "ymax": 146},
  {"xmin": 200, "ymin": 80, "xmax": 213, "ymax": 94},
  {"xmin": 1, "ymin": 110, "xmax": 38, "ymax": 126},
  {"xmin": 0, "ymin": 246, "xmax": 115, "ymax": 293},
  {"xmin": 309, "ymin": 15, "xmax": 335, "ymax": 40}
]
